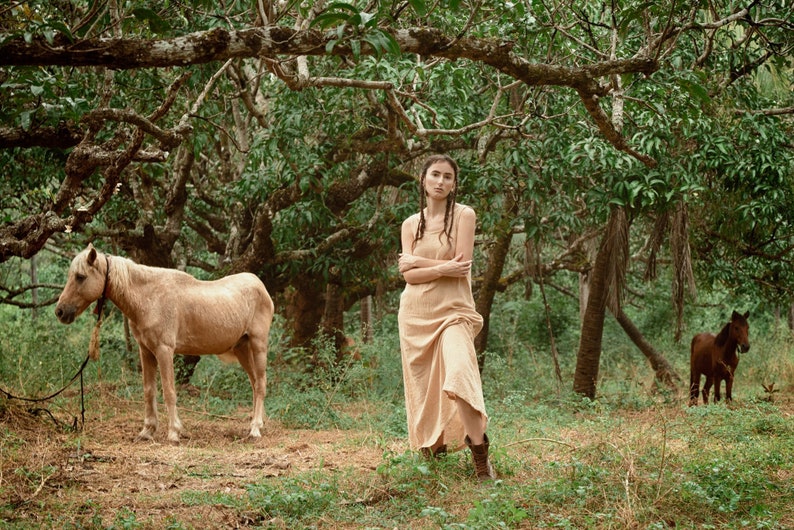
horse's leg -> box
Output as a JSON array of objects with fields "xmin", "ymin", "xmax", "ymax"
[
  {"xmin": 136, "ymin": 346, "xmax": 159, "ymax": 441},
  {"xmin": 232, "ymin": 343, "xmax": 262, "ymax": 438},
  {"xmin": 702, "ymin": 375, "xmax": 712, "ymax": 404},
  {"xmin": 235, "ymin": 335, "xmax": 268, "ymax": 438},
  {"xmin": 713, "ymin": 375, "xmax": 722, "ymax": 402},
  {"xmin": 155, "ymin": 347, "xmax": 183, "ymax": 443},
  {"xmin": 724, "ymin": 377, "xmax": 732, "ymax": 402},
  {"xmin": 689, "ymin": 371, "xmax": 700, "ymax": 406}
]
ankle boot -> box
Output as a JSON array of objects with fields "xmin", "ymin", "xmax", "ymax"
[
  {"xmin": 465, "ymin": 434, "xmax": 496, "ymax": 482},
  {"xmin": 420, "ymin": 444, "xmax": 447, "ymax": 460}
]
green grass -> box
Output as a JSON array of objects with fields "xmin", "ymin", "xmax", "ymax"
[{"xmin": 1, "ymin": 292, "xmax": 793, "ymax": 528}]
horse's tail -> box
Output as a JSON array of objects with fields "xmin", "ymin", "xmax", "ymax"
[{"xmin": 689, "ymin": 335, "xmax": 700, "ymax": 404}]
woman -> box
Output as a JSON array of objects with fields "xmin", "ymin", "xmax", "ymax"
[{"xmin": 397, "ymin": 154, "xmax": 495, "ymax": 481}]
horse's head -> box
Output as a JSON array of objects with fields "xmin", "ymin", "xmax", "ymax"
[
  {"xmin": 55, "ymin": 244, "xmax": 108, "ymax": 324},
  {"xmin": 730, "ymin": 310, "xmax": 751, "ymax": 353}
]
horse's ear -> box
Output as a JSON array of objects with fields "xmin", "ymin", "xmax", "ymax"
[
  {"xmin": 743, "ymin": 311, "xmax": 750, "ymax": 319},
  {"xmin": 86, "ymin": 246, "xmax": 98, "ymax": 266},
  {"xmin": 731, "ymin": 310, "xmax": 739, "ymax": 320}
]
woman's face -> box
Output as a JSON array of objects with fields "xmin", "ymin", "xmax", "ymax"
[{"xmin": 423, "ymin": 161, "xmax": 456, "ymax": 200}]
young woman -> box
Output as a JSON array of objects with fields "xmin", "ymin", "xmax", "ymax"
[{"xmin": 397, "ymin": 154, "xmax": 495, "ymax": 481}]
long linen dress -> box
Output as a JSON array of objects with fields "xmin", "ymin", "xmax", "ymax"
[{"xmin": 398, "ymin": 205, "xmax": 488, "ymax": 451}]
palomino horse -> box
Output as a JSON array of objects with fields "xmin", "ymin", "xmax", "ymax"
[
  {"xmin": 55, "ymin": 244, "xmax": 274, "ymax": 443},
  {"xmin": 689, "ymin": 310, "xmax": 750, "ymax": 405}
]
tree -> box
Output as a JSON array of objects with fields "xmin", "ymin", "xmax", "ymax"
[{"xmin": 1, "ymin": 1, "xmax": 792, "ymax": 392}]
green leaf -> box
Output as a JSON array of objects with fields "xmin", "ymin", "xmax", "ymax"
[
  {"xmin": 310, "ymin": 12, "xmax": 351, "ymax": 29},
  {"xmin": 408, "ymin": 0, "xmax": 428, "ymax": 16},
  {"xmin": 131, "ymin": 7, "xmax": 171, "ymax": 34},
  {"xmin": 359, "ymin": 12, "xmax": 376, "ymax": 28},
  {"xmin": 325, "ymin": 2, "xmax": 359, "ymax": 14},
  {"xmin": 678, "ymin": 78, "xmax": 711, "ymax": 105},
  {"xmin": 46, "ymin": 21, "xmax": 74, "ymax": 42},
  {"xmin": 364, "ymin": 35, "xmax": 383, "ymax": 59},
  {"xmin": 20, "ymin": 110, "xmax": 31, "ymax": 131},
  {"xmin": 373, "ymin": 29, "xmax": 400, "ymax": 54}
]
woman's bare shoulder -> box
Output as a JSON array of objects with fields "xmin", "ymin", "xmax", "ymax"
[
  {"xmin": 402, "ymin": 213, "xmax": 421, "ymax": 229},
  {"xmin": 455, "ymin": 203, "xmax": 477, "ymax": 220}
]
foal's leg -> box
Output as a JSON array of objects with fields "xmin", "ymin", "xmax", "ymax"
[
  {"xmin": 155, "ymin": 347, "xmax": 183, "ymax": 443},
  {"xmin": 136, "ymin": 346, "xmax": 159, "ymax": 441}
]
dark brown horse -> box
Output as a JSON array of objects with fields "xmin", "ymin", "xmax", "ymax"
[{"xmin": 689, "ymin": 310, "xmax": 750, "ymax": 405}]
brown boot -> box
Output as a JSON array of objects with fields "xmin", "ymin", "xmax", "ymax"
[
  {"xmin": 465, "ymin": 434, "xmax": 496, "ymax": 482},
  {"xmin": 420, "ymin": 444, "xmax": 447, "ymax": 460}
]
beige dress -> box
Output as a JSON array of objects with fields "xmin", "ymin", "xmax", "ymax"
[{"xmin": 398, "ymin": 206, "xmax": 488, "ymax": 451}]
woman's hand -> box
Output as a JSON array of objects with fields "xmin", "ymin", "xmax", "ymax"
[
  {"xmin": 435, "ymin": 253, "xmax": 471, "ymax": 277},
  {"xmin": 398, "ymin": 253, "xmax": 417, "ymax": 273}
]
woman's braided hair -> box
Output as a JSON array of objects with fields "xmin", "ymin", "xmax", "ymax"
[{"xmin": 413, "ymin": 154, "xmax": 458, "ymax": 251}]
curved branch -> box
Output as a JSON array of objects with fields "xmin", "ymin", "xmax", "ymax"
[{"xmin": 0, "ymin": 27, "xmax": 659, "ymax": 85}]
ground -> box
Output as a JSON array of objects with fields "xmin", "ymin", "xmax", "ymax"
[
  {"xmin": 1, "ymin": 384, "xmax": 394, "ymax": 528},
  {"xmin": 3, "ymin": 381, "xmax": 793, "ymax": 528}
]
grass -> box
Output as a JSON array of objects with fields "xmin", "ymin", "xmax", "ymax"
[{"xmin": 1, "ymin": 294, "xmax": 793, "ymax": 528}]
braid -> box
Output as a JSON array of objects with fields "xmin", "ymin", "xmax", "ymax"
[
  {"xmin": 413, "ymin": 176, "xmax": 427, "ymax": 251},
  {"xmin": 443, "ymin": 187, "xmax": 456, "ymax": 242}
]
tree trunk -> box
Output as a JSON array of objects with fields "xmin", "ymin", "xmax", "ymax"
[
  {"xmin": 573, "ymin": 226, "xmax": 611, "ymax": 398},
  {"xmin": 284, "ymin": 273, "xmax": 327, "ymax": 351},
  {"xmin": 574, "ymin": 206, "xmax": 629, "ymax": 399},
  {"xmin": 474, "ymin": 192, "xmax": 517, "ymax": 371},
  {"xmin": 321, "ymin": 280, "xmax": 347, "ymax": 364},
  {"xmin": 612, "ymin": 308, "xmax": 682, "ymax": 390}
]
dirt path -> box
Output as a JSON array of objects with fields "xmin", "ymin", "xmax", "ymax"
[{"xmin": 1, "ymin": 390, "xmax": 396, "ymax": 528}]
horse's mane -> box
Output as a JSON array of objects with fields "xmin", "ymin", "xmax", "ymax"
[
  {"xmin": 105, "ymin": 252, "xmax": 194, "ymax": 302},
  {"xmin": 714, "ymin": 321, "xmax": 731, "ymax": 347},
  {"xmin": 106, "ymin": 254, "xmax": 135, "ymax": 298}
]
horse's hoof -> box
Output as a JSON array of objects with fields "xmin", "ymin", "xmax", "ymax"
[{"xmin": 135, "ymin": 431, "xmax": 155, "ymax": 442}]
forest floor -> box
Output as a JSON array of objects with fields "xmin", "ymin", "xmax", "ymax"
[
  {"xmin": 1, "ymin": 383, "xmax": 394, "ymax": 528},
  {"xmin": 2, "ymin": 381, "xmax": 793, "ymax": 529}
]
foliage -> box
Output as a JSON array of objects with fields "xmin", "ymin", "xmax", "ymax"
[{"xmin": 1, "ymin": 0, "xmax": 793, "ymax": 402}]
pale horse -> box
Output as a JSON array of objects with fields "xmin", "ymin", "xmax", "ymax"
[{"xmin": 55, "ymin": 244, "xmax": 274, "ymax": 443}]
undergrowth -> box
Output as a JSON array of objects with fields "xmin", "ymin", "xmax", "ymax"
[{"xmin": 1, "ymin": 289, "xmax": 793, "ymax": 528}]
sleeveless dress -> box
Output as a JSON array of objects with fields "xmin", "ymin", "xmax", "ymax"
[{"xmin": 398, "ymin": 205, "xmax": 488, "ymax": 451}]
